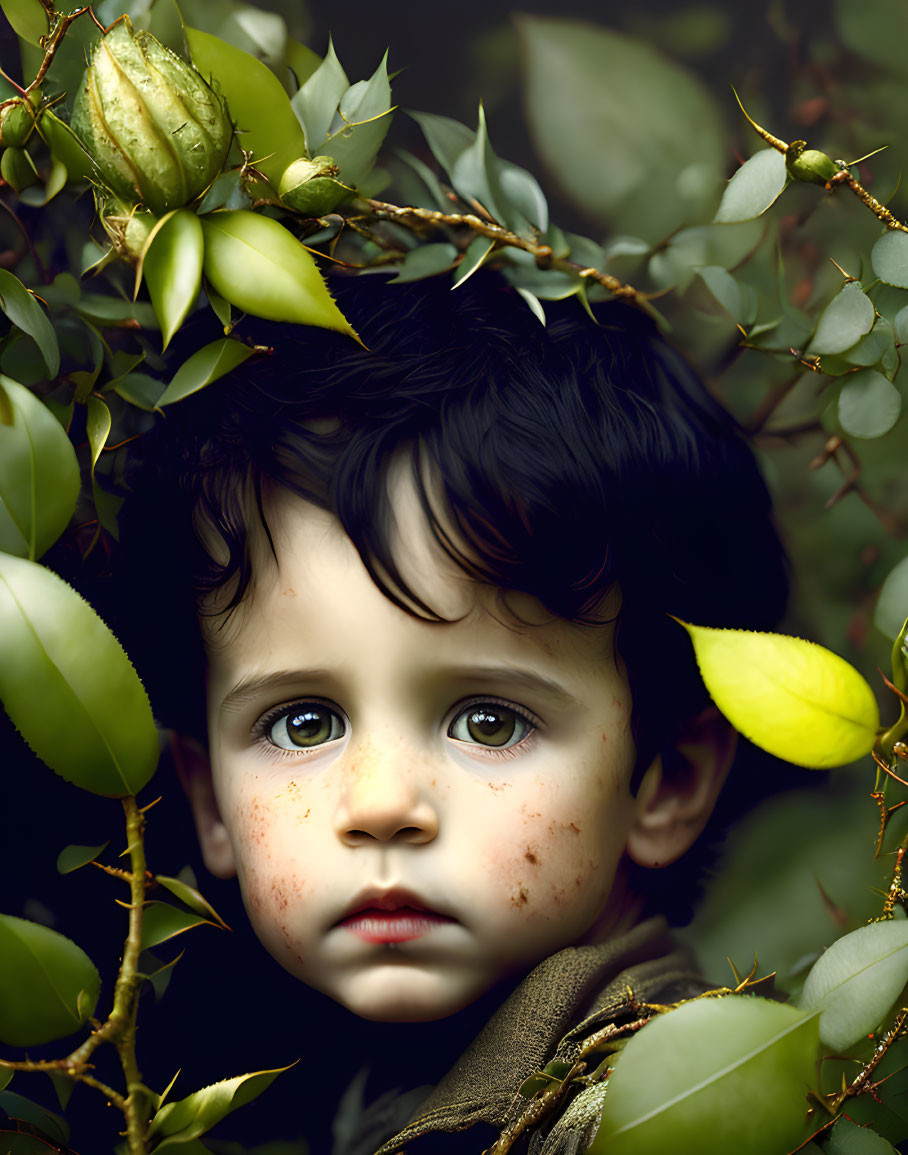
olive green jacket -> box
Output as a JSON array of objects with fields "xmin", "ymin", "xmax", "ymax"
[{"xmin": 350, "ymin": 916, "xmax": 706, "ymax": 1155}]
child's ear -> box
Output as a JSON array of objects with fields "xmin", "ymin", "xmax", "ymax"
[
  {"xmin": 168, "ymin": 732, "xmax": 237, "ymax": 879},
  {"xmin": 625, "ymin": 706, "xmax": 736, "ymax": 870}
]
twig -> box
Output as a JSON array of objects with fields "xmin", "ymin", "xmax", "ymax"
[
  {"xmin": 363, "ymin": 199, "xmax": 648, "ymax": 309},
  {"xmin": 26, "ymin": 8, "xmax": 94, "ymax": 96}
]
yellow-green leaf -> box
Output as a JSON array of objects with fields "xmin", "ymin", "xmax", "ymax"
[
  {"xmin": 148, "ymin": 1066, "xmax": 292, "ymax": 1149},
  {"xmin": 591, "ymin": 997, "xmax": 818, "ymax": 1155},
  {"xmin": 200, "ymin": 209, "xmax": 359, "ymax": 338},
  {"xmin": 676, "ymin": 620, "xmax": 879, "ymax": 768},
  {"xmin": 0, "ymin": 553, "xmax": 159, "ymax": 796},
  {"xmin": 140, "ymin": 902, "xmax": 216, "ymax": 951},
  {"xmin": 154, "ymin": 876, "xmax": 230, "ymax": 930},
  {"xmin": 186, "ymin": 26, "xmax": 306, "ymax": 185},
  {"xmin": 0, "ymin": 377, "xmax": 79, "ymax": 561},
  {"xmin": 158, "ymin": 336, "xmax": 256, "ymax": 406},
  {"xmin": 139, "ymin": 209, "xmax": 204, "ymax": 350},
  {"xmin": 0, "ymin": 914, "xmax": 100, "ymax": 1047}
]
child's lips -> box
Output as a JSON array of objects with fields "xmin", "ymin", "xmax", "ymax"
[
  {"xmin": 339, "ymin": 906, "xmax": 454, "ymax": 944},
  {"xmin": 335, "ymin": 887, "xmax": 455, "ymax": 943}
]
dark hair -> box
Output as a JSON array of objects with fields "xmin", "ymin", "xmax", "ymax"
[{"xmin": 113, "ymin": 269, "xmax": 791, "ymax": 923}]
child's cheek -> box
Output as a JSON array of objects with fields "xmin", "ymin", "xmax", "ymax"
[
  {"xmin": 225, "ymin": 783, "xmax": 311, "ymax": 960},
  {"xmin": 476, "ymin": 778, "xmax": 611, "ymax": 924}
]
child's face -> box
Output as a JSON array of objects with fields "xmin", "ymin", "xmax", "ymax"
[{"xmin": 198, "ymin": 481, "xmax": 650, "ymax": 1022}]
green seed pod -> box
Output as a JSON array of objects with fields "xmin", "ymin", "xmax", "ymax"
[
  {"xmin": 0, "ymin": 146, "xmax": 37, "ymax": 194},
  {"xmin": 278, "ymin": 155, "xmax": 350, "ymax": 216},
  {"xmin": 0, "ymin": 99, "xmax": 36, "ymax": 149},
  {"xmin": 98, "ymin": 193, "xmax": 156, "ymax": 263},
  {"xmin": 70, "ymin": 17, "xmax": 233, "ymax": 215},
  {"xmin": 785, "ymin": 140, "xmax": 840, "ymax": 186}
]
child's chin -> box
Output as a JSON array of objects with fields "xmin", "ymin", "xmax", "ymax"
[{"xmin": 328, "ymin": 971, "xmax": 485, "ymax": 1023}]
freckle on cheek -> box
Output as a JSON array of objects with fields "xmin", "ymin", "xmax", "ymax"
[
  {"xmin": 511, "ymin": 886, "xmax": 529, "ymax": 908},
  {"xmin": 524, "ymin": 845, "xmax": 540, "ymax": 865}
]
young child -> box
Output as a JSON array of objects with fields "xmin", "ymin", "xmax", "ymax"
[{"xmin": 117, "ymin": 269, "xmax": 790, "ymax": 1153}]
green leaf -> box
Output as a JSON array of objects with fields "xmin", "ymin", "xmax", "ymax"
[
  {"xmin": 675, "ymin": 620, "xmax": 880, "ymax": 768},
  {"xmin": 519, "ymin": 16, "xmax": 725, "ymax": 239},
  {"xmin": 322, "ymin": 51, "xmax": 393, "ymax": 188},
  {"xmin": 0, "ymin": 553, "xmax": 159, "ymax": 796},
  {"xmin": 86, "ymin": 396, "xmax": 110, "ymax": 474},
  {"xmin": 36, "ymin": 109, "xmax": 95, "ymax": 183},
  {"xmin": 388, "ymin": 243, "xmax": 457, "ymax": 283},
  {"xmin": 140, "ymin": 947, "xmax": 183, "ymax": 1001},
  {"xmin": 0, "ymin": 1133, "xmax": 72, "ymax": 1154},
  {"xmin": 148, "ymin": 1067, "xmax": 290, "ymax": 1148},
  {"xmin": 696, "ymin": 266, "xmax": 758, "ymax": 325},
  {"xmin": 0, "ymin": 1091, "xmax": 69, "ymax": 1148},
  {"xmin": 186, "ymin": 26, "xmax": 306, "ymax": 185},
  {"xmin": 113, "ymin": 372, "xmax": 167, "ymax": 412},
  {"xmin": 0, "ymin": 0, "xmax": 48, "ymax": 45},
  {"xmin": 838, "ymin": 369, "xmax": 902, "ymax": 439},
  {"xmin": 0, "ymin": 377, "xmax": 80, "ymax": 561},
  {"xmin": 158, "ymin": 337, "xmax": 256, "ymax": 407},
  {"xmin": 515, "ymin": 288, "xmax": 546, "ymax": 326},
  {"xmin": 590, "ymin": 998, "xmax": 817, "ymax": 1155},
  {"xmin": 714, "ymin": 148, "xmax": 789, "ymax": 223},
  {"xmin": 500, "ymin": 162, "xmax": 548, "ymax": 232},
  {"xmin": 835, "ymin": 0, "xmax": 908, "ymax": 76},
  {"xmin": 140, "ymin": 902, "xmax": 216, "ymax": 951},
  {"xmin": 155, "ymin": 876, "xmax": 230, "ymax": 929},
  {"xmin": 0, "ymin": 270, "xmax": 60, "ymax": 378},
  {"xmin": 452, "ymin": 237, "xmax": 495, "ymax": 288},
  {"xmin": 56, "ymin": 842, "xmax": 108, "ymax": 874},
  {"xmin": 872, "ymin": 230, "xmax": 908, "ymax": 290},
  {"xmin": 200, "ymin": 210, "xmax": 359, "ymax": 337},
  {"xmin": 808, "ymin": 282, "xmax": 876, "ymax": 355},
  {"xmin": 47, "ymin": 1072, "xmax": 75, "ymax": 1112},
  {"xmin": 798, "ymin": 921, "xmax": 908, "ymax": 1051},
  {"xmin": 826, "ymin": 1116, "xmax": 898, "ymax": 1154},
  {"xmin": 0, "ymin": 1070, "xmax": 10, "ymax": 1093},
  {"xmin": 140, "ymin": 210, "xmax": 204, "ymax": 351},
  {"xmin": 409, "ymin": 111, "xmax": 474, "ymax": 176},
  {"xmin": 0, "ymin": 914, "xmax": 100, "ymax": 1047},
  {"xmin": 876, "ymin": 558, "xmax": 908, "ymax": 642},
  {"xmin": 291, "ymin": 36, "xmax": 349, "ymax": 153},
  {"xmin": 286, "ymin": 35, "xmax": 320, "ymax": 89},
  {"xmin": 843, "ymin": 318, "xmax": 896, "ymax": 370},
  {"xmin": 197, "ymin": 170, "xmax": 250, "ymax": 214}
]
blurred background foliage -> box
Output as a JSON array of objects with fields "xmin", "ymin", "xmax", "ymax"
[{"xmin": 2, "ymin": 0, "xmax": 908, "ymax": 1147}]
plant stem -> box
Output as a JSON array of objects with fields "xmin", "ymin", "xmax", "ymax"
[{"xmin": 113, "ymin": 795, "xmax": 151, "ymax": 1154}]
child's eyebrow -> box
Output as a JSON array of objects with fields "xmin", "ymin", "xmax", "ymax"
[{"xmin": 216, "ymin": 665, "xmax": 576, "ymax": 714}]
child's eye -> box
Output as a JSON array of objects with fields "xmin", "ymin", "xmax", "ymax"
[
  {"xmin": 264, "ymin": 704, "xmax": 346, "ymax": 751},
  {"xmin": 447, "ymin": 701, "xmax": 534, "ymax": 750}
]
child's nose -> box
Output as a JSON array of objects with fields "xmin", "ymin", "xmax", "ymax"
[{"xmin": 332, "ymin": 740, "xmax": 440, "ymax": 846}]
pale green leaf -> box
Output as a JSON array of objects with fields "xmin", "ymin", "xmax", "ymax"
[
  {"xmin": 113, "ymin": 372, "xmax": 167, "ymax": 412},
  {"xmin": 500, "ymin": 161, "xmax": 549, "ymax": 232},
  {"xmin": 590, "ymin": 998, "xmax": 818, "ymax": 1155},
  {"xmin": 675, "ymin": 620, "xmax": 879, "ymax": 768},
  {"xmin": 388, "ymin": 243, "xmax": 457, "ymax": 283},
  {"xmin": 515, "ymin": 288, "xmax": 546, "ymax": 325},
  {"xmin": 409, "ymin": 111, "xmax": 474, "ymax": 176},
  {"xmin": 37, "ymin": 107, "xmax": 95, "ymax": 183},
  {"xmin": 696, "ymin": 265, "xmax": 758, "ymax": 324},
  {"xmin": 140, "ymin": 902, "xmax": 216, "ymax": 951},
  {"xmin": 520, "ymin": 16, "xmax": 725, "ymax": 239},
  {"xmin": 86, "ymin": 395, "xmax": 110, "ymax": 472},
  {"xmin": 826, "ymin": 1116, "xmax": 898, "ymax": 1154},
  {"xmin": 450, "ymin": 105, "xmax": 516, "ymax": 229},
  {"xmin": 895, "ymin": 305, "xmax": 908, "ymax": 344},
  {"xmin": 200, "ymin": 210, "xmax": 358, "ymax": 338},
  {"xmin": 838, "ymin": 369, "xmax": 902, "ymax": 438},
  {"xmin": 0, "ymin": 376, "xmax": 79, "ymax": 561},
  {"xmin": 872, "ymin": 230, "xmax": 908, "ymax": 290},
  {"xmin": 714, "ymin": 148, "xmax": 788, "ymax": 223},
  {"xmin": 0, "ymin": 0, "xmax": 48, "ymax": 45},
  {"xmin": 452, "ymin": 237, "xmax": 494, "ymax": 288},
  {"xmin": 140, "ymin": 209, "xmax": 204, "ymax": 350},
  {"xmin": 158, "ymin": 337, "xmax": 256, "ymax": 407},
  {"xmin": 148, "ymin": 1067, "xmax": 291, "ymax": 1148},
  {"xmin": 798, "ymin": 922, "xmax": 908, "ymax": 1051},
  {"xmin": 155, "ymin": 876, "xmax": 230, "ymax": 929},
  {"xmin": 0, "ymin": 553, "xmax": 159, "ymax": 795},
  {"xmin": 56, "ymin": 842, "xmax": 108, "ymax": 874},
  {"xmin": 186, "ymin": 26, "xmax": 305, "ymax": 185},
  {"xmin": 0, "ymin": 1069, "xmax": 11, "ymax": 1093},
  {"xmin": 0, "ymin": 914, "xmax": 100, "ymax": 1047},
  {"xmin": 0, "ymin": 269, "xmax": 60, "ymax": 378},
  {"xmin": 808, "ymin": 282, "xmax": 876, "ymax": 355},
  {"xmin": 290, "ymin": 36, "xmax": 349, "ymax": 153},
  {"xmin": 875, "ymin": 557, "xmax": 908, "ymax": 641}
]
